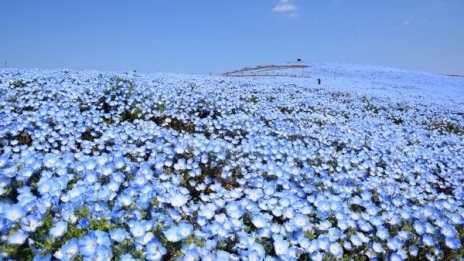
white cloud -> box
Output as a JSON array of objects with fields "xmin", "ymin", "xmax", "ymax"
[
  {"xmin": 273, "ymin": 0, "xmax": 299, "ymax": 18},
  {"xmin": 289, "ymin": 12, "xmax": 300, "ymax": 19},
  {"xmin": 403, "ymin": 17, "xmax": 413, "ymax": 26}
]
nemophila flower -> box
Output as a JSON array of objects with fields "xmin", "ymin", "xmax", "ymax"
[
  {"xmin": 445, "ymin": 236, "xmax": 461, "ymax": 250},
  {"xmin": 376, "ymin": 226, "xmax": 390, "ymax": 240},
  {"xmin": 226, "ymin": 202, "xmax": 244, "ymax": 219},
  {"xmin": 170, "ymin": 193, "xmax": 188, "ymax": 207},
  {"xmin": 413, "ymin": 220, "xmax": 426, "ymax": 235},
  {"xmin": 129, "ymin": 221, "xmax": 146, "ymax": 238},
  {"xmin": 84, "ymin": 159, "xmax": 97, "ymax": 171},
  {"xmin": 310, "ymin": 251, "xmax": 324, "ymax": 261},
  {"xmin": 408, "ymin": 245, "xmax": 419, "ymax": 256},
  {"xmin": 177, "ymin": 223, "xmax": 193, "ymax": 238},
  {"xmin": 120, "ymin": 254, "xmax": 137, "ymax": 261},
  {"xmin": 163, "ymin": 227, "xmax": 181, "ymax": 242},
  {"xmin": 350, "ymin": 234, "xmax": 363, "ymax": 247},
  {"xmin": 328, "ymin": 242, "xmax": 343, "ymax": 258},
  {"xmin": 54, "ymin": 238, "xmax": 79, "ymax": 260},
  {"xmin": 292, "ymin": 214, "xmax": 309, "ymax": 228},
  {"xmin": 4, "ymin": 204, "xmax": 26, "ymax": 222},
  {"xmin": 422, "ymin": 235, "xmax": 435, "ymax": 247},
  {"xmin": 387, "ymin": 237, "xmax": 403, "ymax": 251},
  {"xmin": 7, "ymin": 230, "xmax": 28, "ymax": 245},
  {"xmin": 43, "ymin": 154, "xmax": 58, "ymax": 168},
  {"xmin": 397, "ymin": 231, "xmax": 412, "ymax": 241},
  {"xmin": 317, "ymin": 236, "xmax": 330, "ymax": 251},
  {"xmin": 119, "ymin": 194, "xmax": 133, "ymax": 207},
  {"xmin": 370, "ymin": 216, "xmax": 383, "ymax": 227},
  {"xmin": 343, "ymin": 241, "xmax": 352, "ymax": 251},
  {"xmin": 373, "ymin": 242, "xmax": 385, "ymax": 253},
  {"xmin": 337, "ymin": 219, "xmax": 349, "ymax": 230},
  {"xmin": 110, "ymin": 228, "xmax": 128, "ymax": 243},
  {"xmin": 199, "ymin": 205, "xmax": 215, "ymax": 219},
  {"xmin": 1, "ymin": 66, "xmax": 464, "ymax": 258},
  {"xmin": 33, "ymin": 254, "xmax": 52, "ymax": 261},
  {"xmin": 424, "ymin": 222, "xmax": 435, "ymax": 234},
  {"xmin": 390, "ymin": 252, "xmax": 404, "ymax": 261},
  {"xmin": 273, "ymin": 236, "xmax": 289, "ymax": 256},
  {"xmin": 327, "ymin": 228, "xmax": 341, "ymax": 242},
  {"xmin": 145, "ymin": 238, "xmax": 167, "ymax": 261},
  {"xmin": 252, "ymin": 214, "xmax": 268, "ymax": 229},
  {"xmin": 358, "ymin": 220, "xmax": 373, "ymax": 233},
  {"xmin": 441, "ymin": 223, "xmax": 457, "ymax": 237},
  {"xmin": 0, "ymin": 155, "xmax": 8, "ymax": 168},
  {"xmin": 21, "ymin": 215, "xmax": 43, "ymax": 232},
  {"xmin": 77, "ymin": 217, "xmax": 90, "ymax": 229},
  {"xmin": 136, "ymin": 231, "xmax": 155, "ymax": 245},
  {"xmin": 317, "ymin": 220, "xmax": 332, "ymax": 231},
  {"xmin": 49, "ymin": 221, "xmax": 68, "ymax": 238},
  {"xmin": 3, "ymin": 165, "xmax": 17, "ymax": 178},
  {"xmin": 79, "ymin": 232, "xmax": 99, "ymax": 257},
  {"xmin": 95, "ymin": 245, "xmax": 113, "ymax": 260}
]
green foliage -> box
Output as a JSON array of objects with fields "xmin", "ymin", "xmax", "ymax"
[
  {"xmin": 254, "ymin": 237, "xmax": 275, "ymax": 255},
  {"xmin": 81, "ymin": 129, "xmax": 95, "ymax": 141},
  {"xmin": 350, "ymin": 204, "xmax": 366, "ymax": 213},
  {"xmin": 104, "ymin": 117, "xmax": 116, "ymax": 125},
  {"xmin": 155, "ymin": 103, "xmax": 166, "ymax": 112},
  {"xmin": 74, "ymin": 206, "xmax": 90, "ymax": 219},
  {"xmin": 425, "ymin": 120, "xmax": 464, "ymax": 136},
  {"xmin": 149, "ymin": 197, "xmax": 161, "ymax": 207},
  {"xmin": 120, "ymin": 108, "xmax": 143, "ymax": 122},
  {"xmin": 1, "ymin": 244, "xmax": 33, "ymax": 261},
  {"xmin": 89, "ymin": 218, "xmax": 117, "ymax": 232},
  {"xmin": 245, "ymin": 95, "xmax": 259, "ymax": 104},
  {"xmin": 305, "ymin": 229, "xmax": 316, "ymax": 240},
  {"xmin": 17, "ymin": 132, "xmax": 33, "ymax": 146}
]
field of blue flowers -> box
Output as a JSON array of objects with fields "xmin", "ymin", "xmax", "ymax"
[{"xmin": 0, "ymin": 66, "xmax": 463, "ymax": 260}]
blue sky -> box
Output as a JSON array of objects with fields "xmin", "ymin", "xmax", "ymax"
[{"xmin": 1, "ymin": 0, "xmax": 463, "ymax": 74}]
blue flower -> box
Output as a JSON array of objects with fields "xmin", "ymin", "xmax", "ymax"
[
  {"xmin": 21, "ymin": 215, "xmax": 43, "ymax": 233},
  {"xmin": 110, "ymin": 228, "xmax": 128, "ymax": 243},
  {"xmin": 129, "ymin": 221, "xmax": 146, "ymax": 238},
  {"xmin": 445, "ymin": 236, "xmax": 461, "ymax": 250},
  {"xmin": 163, "ymin": 223, "xmax": 193, "ymax": 242},
  {"xmin": 170, "ymin": 193, "xmax": 189, "ymax": 207},
  {"xmin": 390, "ymin": 252, "xmax": 404, "ymax": 261},
  {"xmin": 163, "ymin": 226, "xmax": 181, "ymax": 242},
  {"xmin": 422, "ymin": 235, "xmax": 435, "ymax": 247},
  {"xmin": 7, "ymin": 230, "xmax": 29, "ymax": 245},
  {"xmin": 95, "ymin": 245, "xmax": 113, "ymax": 261},
  {"xmin": 413, "ymin": 221, "xmax": 426, "ymax": 235},
  {"xmin": 292, "ymin": 214, "xmax": 309, "ymax": 228},
  {"xmin": 4, "ymin": 204, "xmax": 26, "ymax": 222},
  {"xmin": 49, "ymin": 221, "xmax": 68, "ymax": 238},
  {"xmin": 408, "ymin": 245, "xmax": 418, "ymax": 256},
  {"xmin": 441, "ymin": 224, "xmax": 457, "ymax": 237},
  {"xmin": 328, "ymin": 242, "xmax": 343, "ymax": 258},
  {"xmin": 145, "ymin": 238, "xmax": 167, "ymax": 261},
  {"xmin": 273, "ymin": 236, "xmax": 289, "ymax": 256},
  {"xmin": 376, "ymin": 226, "xmax": 390, "ymax": 240},
  {"xmin": 317, "ymin": 236, "xmax": 330, "ymax": 251},
  {"xmin": 252, "ymin": 214, "xmax": 268, "ymax": 229},
  {"xmin": 77, "ymin": 217, "xmax": 90, "ymax": 229},
  {"xmin": 55, "ymin": 238, "xmax": 79, "ymax": 260},
  {"xmin": 373, "ymin": 242, "xmax": 385, "ymax": 253},
  {"xmin": 79, "ymin": 232, "xmax": 99, "ymax": 257},
  {"xmin": 43, "ymin": 154, "xmax": 58, "ymax": 168}
]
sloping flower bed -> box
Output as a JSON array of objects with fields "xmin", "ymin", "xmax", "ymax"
[{"xmin": 0, "ymin": 68, "xmax": 463, "ymax": 260}]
